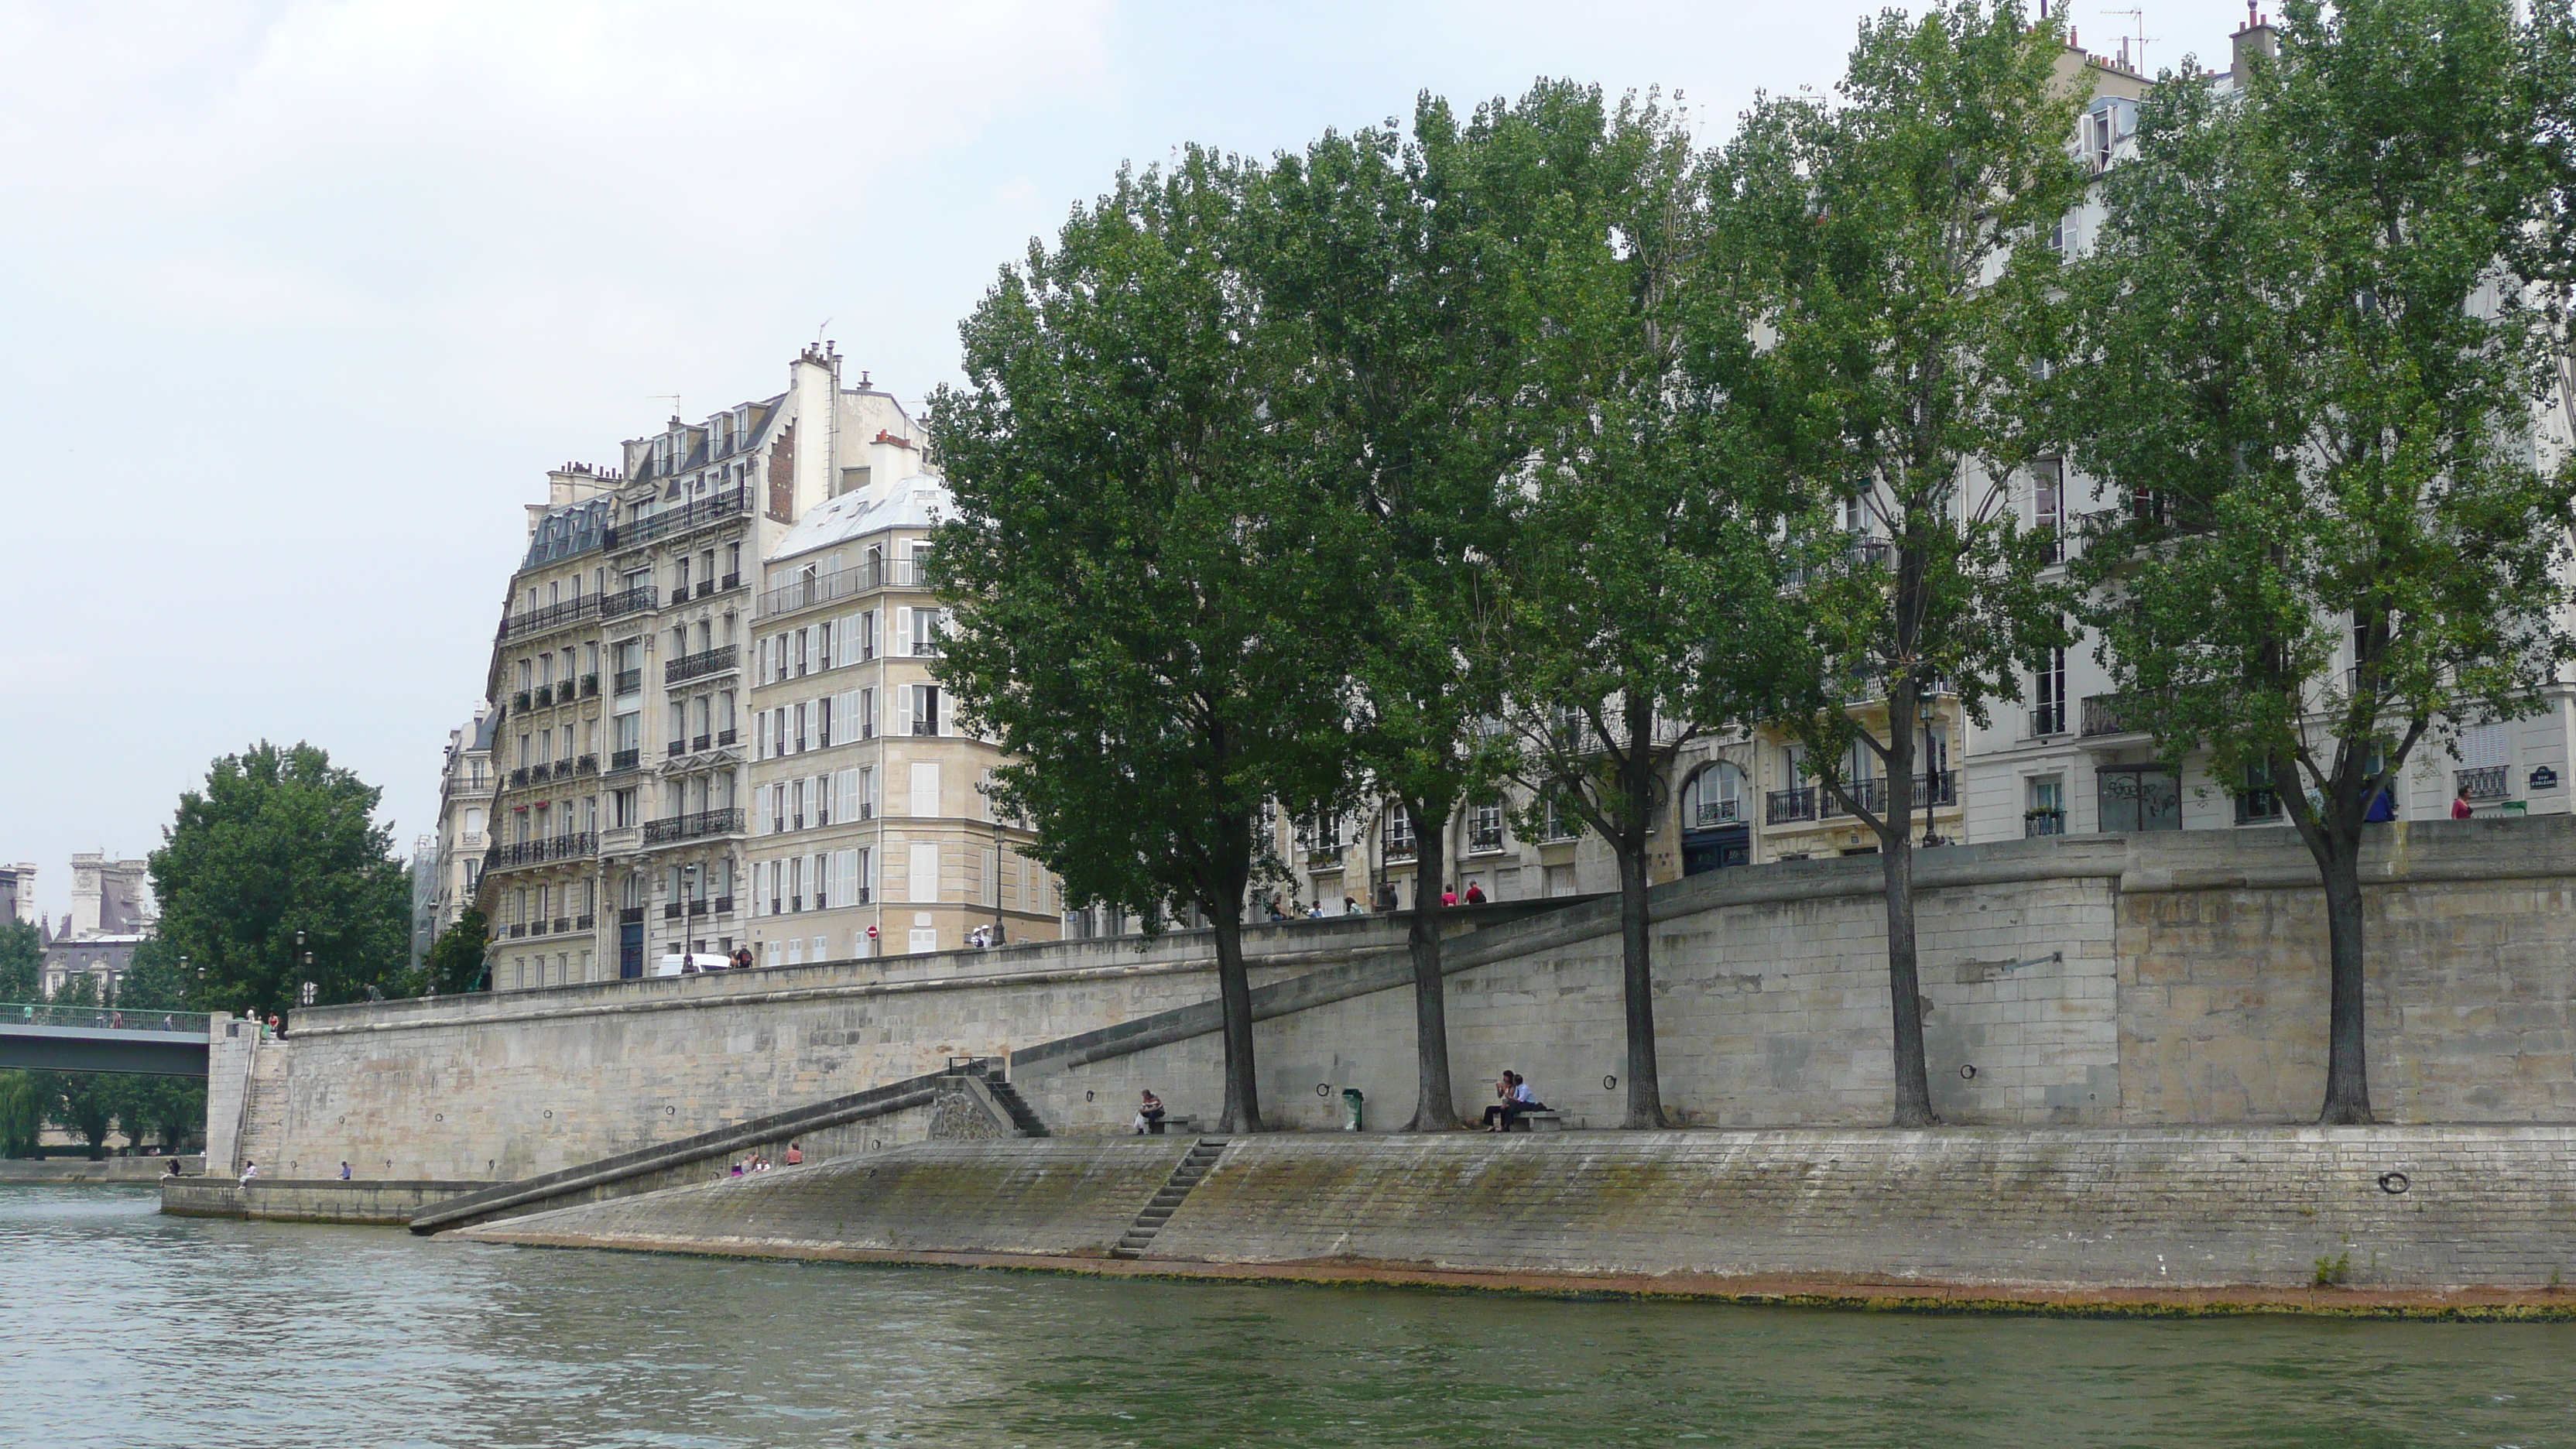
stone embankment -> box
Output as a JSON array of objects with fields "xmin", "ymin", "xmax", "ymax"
[
  {"xmin": 0, "ymin": 1156, "xmax": 201, "ymax": 1184},
  {"xmin": 456, "ymin": 1127, "xmax": 2576, "ymax": 1311}
]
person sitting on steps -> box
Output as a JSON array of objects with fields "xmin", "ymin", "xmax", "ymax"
[{"xmin": 1134, "ymin": 1089, "xmax": 1168, "ymax": 1135}]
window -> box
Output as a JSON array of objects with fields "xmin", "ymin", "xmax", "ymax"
[
  {"xmin": 1383, "ymin": 803, "xmax": 1416, "ymax": 862},
  {"xmin": 613, "ymin": 788, "xmax": 637, "ymax": 827},
  {"xmin": 792, "ymin": 779, "xmax": 807, "ymax": 831},
  {"xmin": 1468, "ymin": 800, "xmax": 1506, "ymax": 854},
  {"xmin": 1681, "ymin": 762, "xmax": 1745, "ymax": 828},
  {"xmin": 817, "ymin": 620, "xmax": 832, "ymax": 671},
  {"xmin": 464, "ymin": 808, "xmax": 483, "ymax": 839},
  {"xmin": 860, "ymin": 687, "xmax": 875, "ymax": 740},
  {"xmin": 909, "ymin": 608, "xmax": 944, "ymax": 657},
  {"xmin": 2098, "ymin": 766, "xmax": 2180, "ymax": 832},
  {"xmin": 857, "ymin": 766, "xmax": 875, "ymax": 820},
  {"xmin": 2033, "ymin": 639, "xmax": 2067, "ymax": 736},
  {"xmin": 2026, "ymin": 776, "xmax": 2065, "ymax": 836},
  {"xmin": 794, "ymin": 703, "xmax": 808, "ymax": 753},
  {"xmin": 2236, "ymin": 759, "xmax": 2283, "ymax": 824},
  {"xmin": 817, "ymin": 696, "xmax": 833, "ymax": 748},
  {"xmin": 1542, "ymin": 794, "xmax": 1580, "ymax": 842},
  {"xmin": 860, "ymin": 610, "xmax": 878, "ymax": 661},
  {"xmin": 912, "ymin": 685, "xmax": 940, "ymax": 736},
  {"xmin": 2033, "ymin": 457, "xmax": 2064, "ymax": 564}
]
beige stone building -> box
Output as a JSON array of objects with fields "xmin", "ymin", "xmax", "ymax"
[
  {"xmin": 742, "ymin": 471, "xmax": 1061, "ymax": 964},
  {"xmin": 474, "ymin": 344, "xmax": 999, "ymax": 989}
]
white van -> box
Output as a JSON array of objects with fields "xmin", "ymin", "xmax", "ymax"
[{"xmin": 651, "ymin": 952, "xmax": 733, "ymax": 978}]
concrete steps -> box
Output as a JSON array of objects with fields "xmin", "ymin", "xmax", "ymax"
[
  {"xmin": 1110, "ymin": 1137, "xmax": 1227, "ymax": 1259},
  {"xmin": 981, "ymin": 1077, "xmax": 1051, "ymax": 1138},
  {"xmin": 234, "ymin": 1049, "xmax": 288, "ymax": 1177}
]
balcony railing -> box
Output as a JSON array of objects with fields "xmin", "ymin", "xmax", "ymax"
[
  {"xmin": 608, "ymin": 748, "xmax": 640, "ymax": 773},
  {"xmin": 614, "ymin": 667, "xmax": 642, "ymax": 695},
  {"xmin": 618, "ymin": 906, "xmax": 645, "ymax": 925},
  {"xmin": 2026, "ymin": 809, "xmax": 2066, "ymax": 837},
  {"xmin": 666, "ymin": 646, "xmax": 738, "ymax": 685},
  {"xmin": 512, "ymin": 690, "xmax": 531, "ymax": 712},
  {"xmin": 715, "ymin": 727, "xmax": 738, "ymax": 746},
  {"xmin": 1384, "ymin": 838, "xmax": 1418, "ymax": 863},
  {"xmin": 2029, "ymin": 701, "xmax": 2067, "ymax": 737},
  {"xmin": 712, "ymin": 894, "xmax": 734, "ymax": 915},
  {"xmin": 2458, "ymin": 764, "xmax": 2510, "ymax": 800},
  {"xmin": 760, "ymin": 558, "xmax": 928, "ymax": 616},
  {"xmin": 552, "ymin": 916, "xmax": 571, "ymax": 934},
  {"xmin": 669, "ymin": 587, "xmax": 689, "ymax": 606},
  {"xmin": 601, "ymin": 585, "xmax": 657, "ymax": 620},
  {"xmin": 509, "ymin": 766, "xmax": 530, "ymax": 787},
  {"xmin": 642, "ymin": 807, "xmax": 745, "ymax": 844},
  {"xmin": 581, "ymin": 673, "xmax": 599, "ymax": 697},
  {"xmin": 607, "ymin": 486, "xmax": 745, "ymax": 550},
  {"xmin": 501, "ymin": 592, "xmax": 601, "ymax": 639},
  {"xmin": 484, "ymin": 833, "xmax": 598, "ymax": 869},
  {"xmin": 1766, "ymin": 786, "xmax": 1817, "ymax": 824},
  {"xmin": 1688, "ymin": 798, "xmax": 1743, "ymax": 829},
  {"xmin": 721, "ymin": 572, "xmax": 741, "ymax": 590},
  {"xmin": 1304, "ymin": 844, "xmax": 1344, "ymax": 865},
  {"xmin": 692, "ymin": 734, "xmax": 711, "ymax": 752},
  {"xmin": 532, "ymin": 683, "xmax": 554, "ymax": 707},
  {"xmin": 2081, "ymin": 693, "xmax": 2143, "ymax": 738},
  {"xmin": 663, "ymin": 902, "xmax": 684, "ymax": 920},
  {"xmin": 574, "ymin": 753, "xmax": 596, "ymax": 774},
  {"xmin": 1468, "ymin": 824, "xmax": 1506, "ymax": 853},
  {"xmin": 695, "ymin": 580, "xmax": 714, "ymax": 599},
  {"xmin": 666, "ymin": 741, "xmax": 686, "ymax": 759}
]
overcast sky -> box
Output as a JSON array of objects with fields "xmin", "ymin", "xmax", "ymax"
[{"xmin": 0, "ymin": 0, "xmax": 2262, "ymax": 922}]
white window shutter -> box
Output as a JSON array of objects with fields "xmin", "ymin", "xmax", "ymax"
[
  {"xmin": 896, "ymin": 607, "xmax": 913, "ymax": 653},
  {"xmin": 835, "ymin": 849, "xmax": 855, "ymax": 909}
]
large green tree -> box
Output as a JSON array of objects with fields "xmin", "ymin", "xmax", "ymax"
[
  {"xmin": 930, "ymin": 149, "xmax": 1360, "ymax": 1134},
  {"xmin": 1483, "ymin": 82, "xmax": 1788, "ymax": 1129},
  {"xmin": 421, "ymin": 907, "xmax": 492, "ymax": 996},
  {"xmin": 0, "ymin": 920, "xmax": 39, "ymax": 1002},
  {"xmin": 1725, "ymin": 0, "xmax": 2085, "ymax": 1125},
  {"xmin": 2053, "ymin": 0, "xmax": 2576, "ymax": 1122},
  {"xmin": 151, "ymin": 742, "xmax": 413, "ymax": 1018},
  {"xmin": 1253, "ymin": 109, "xmax": 1527, "ymax": 1130}
]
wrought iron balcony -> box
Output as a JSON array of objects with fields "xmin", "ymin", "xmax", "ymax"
[
  {"xmin": 1468, "ymin": 824, "xmax": 1506, "ymax": 853},
  {"xmin": 694, "ymin": 579, "xmax": 714, "ymax": 598},
  {"xmin": 533, "ymin": 683, "xmax": 554, "ymax": 707},
  {"xmin": 666, "ymin": 646, "xmax": 738, "ymax": 685},
  {"xmin": 618, "ymin": 906, "xmax": 645, "ymax": 925},
  {"xmin": 512, "ymin": 690, "xmax": 531, "ymax": 711},
  {"xmin": 715, "ymin": 727, "xmax": 737, "ymax": 746},
  {"xmin": 642, "ymin": 807, "xmax": 745, "ymax": 844},
  {"xmin": 601, "ymin": 585, "xmax": 656, "ymax": 619},
  {"xmin": 1688, "ymin": 798, "xmax": 1743, "ymax": 829},
  {"xmin": 712, "ymin": 895, "xmax": 733, "ymax": 915},
  {"xmin": 687, "ymin": 899, "xmax": 708, "ymax": 916},
  {"xmin": 666, "ymin": 740, "xmax": 686, "ymax": 759},
  {"xmin": 2081, "ymin": 693, "xmax": 2143, "ymax": 738},
  {"xmin": 2030, "ymin": 701, "xmax": 2067, "ymax": 737},
  {"xmin": 614, "ymin": 667, "xmax": 642, "ymax": 695},
  {"xmin": 1766, "ymin": 786, "xmax": 1817, "ymax": 824},
  {"xmin": 575, "ymin": 913, "xmax": 594, "ymax": 930},
  {"xmin": 1305, "ymin": 845, "xmax": 1344, "ymax": 865},
  {"xmin": 485, "ymin": 833, "xmax": 598, "ymax": 869},
  {"xmin": 552, "ymin": 916, "xmax": 571, "ymax": 934},
  {"xmin": 2458, "ymin": 764, "xmax": 2510, "ymax": 800},
  {"xmin": 502, "ymin": 592, "xmax": 601, "ymax": 639},
  {"xmin": 581, "ymin": 673, "xmax": 599, "ymax": 697},
  {"xmin": 721, "ymin": 572, "xmax": 741, "ymax": 590},
  {"xmin": 663, "ymin": 902, "xmax": 684, "ymax": 920},
  {"xmin": 608, "ymin": 487, "xmax": 745, "ymax": 550},
  {"xmin": 760, "ymin": 558, "xmax": 925, "ymax": 615},
  {"xmin": 608, "ymin": 748, "xmax": 640, "ymax": 773},
  {"xmin": 2026, "ymin": 808, "xmax": 2066, "ymax": 838},
  {"xmin": 669, "ymin": 587, "xmax": 689, "ymax": 607},
  {"xmin": 575, "ymin": 753, "xmax": 596, "ymax": 774},
  {"xmin": 692, "ymin": 734, "xmax": 711, "ymax": 753},
  {"xmin": 509, "ymin": 766, "xmax": 530, "ymax": 787}
]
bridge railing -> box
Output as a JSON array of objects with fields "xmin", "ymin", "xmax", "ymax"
[{"xmin": 0, "ymin": 1004, "xmax": 213, "ymax": 1035}]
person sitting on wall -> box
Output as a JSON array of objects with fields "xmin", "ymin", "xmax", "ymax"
[
  {"xmin": 165, "ymin": 1158, "xmax": 182, "ymax": 1178},
  {"xmin": 239, "ymin": 1160, "xmax": 258, "ymax": 1187},
  {"xmin": 1343, "ymin": 896, "xmax": 1363, "ymax": 916},
  {"xmin": 1135, "ymin": 1090, "xmax": 1168, "ymax": 1135},
  {"xmin": 786, "ymin": 1142, "xmax": 803, "ymax": 1166},
  {"xmin": 733, "ymin": 946, "xmax": 755, "ymax": 971}
]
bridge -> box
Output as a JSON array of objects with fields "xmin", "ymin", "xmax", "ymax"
[{"xmin": 0, "ymin": 1004, "xmax": 211, "ymax": 1076}]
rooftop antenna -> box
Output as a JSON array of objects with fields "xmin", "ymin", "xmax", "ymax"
[
  {"xmin": 814, "ymin": 317, "xmax": 832, "ymax": 348},
  {"xmin": 649, "ymin": 392, "xmax": 680, "ymax": 421},
  {"xmin": 2102, "ymin": 6, "xmax": 2154, "ymax": 72}
]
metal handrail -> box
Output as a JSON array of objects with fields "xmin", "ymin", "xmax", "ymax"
[{"xmin": 2, "ymin": 1004, "xmax": 213, "ymax": 1035}]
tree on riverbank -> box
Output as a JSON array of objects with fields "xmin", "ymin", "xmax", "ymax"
[
  {"xmin": 2050, "ymin": 0, "xmax": 2576, "ymax": 1123},
  {"xmin": 150, "ymin": 742, "xmax": 412, "ymax": 1017},
  {"xmin": 1724, "ymin": 0, "xmax": 2085, "ymax": 1126},
  {"xmin": 929, "ymin": 150, "xmax": 1360, "ymax": 1135}
]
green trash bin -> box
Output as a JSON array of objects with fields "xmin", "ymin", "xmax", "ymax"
[{"xmin": 1341, "ymin": 1087, "xmax": 1365, "ymax": 1132}]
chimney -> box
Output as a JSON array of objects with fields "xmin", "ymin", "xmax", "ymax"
[{"xmin": 2234, "ymin": 2, "xmax": 2279, "ymax": 75}]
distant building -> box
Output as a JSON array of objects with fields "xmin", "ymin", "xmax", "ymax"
[
  {"xmin": 40, "ymin": 853, "xmax": 154, "ymax": 998},
  {"xmin": 0, "ymin": 862, "xmax": 34, "ymax": 929}
]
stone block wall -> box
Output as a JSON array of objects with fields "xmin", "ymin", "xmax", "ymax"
[{"xmin": 263, "ymin": 820, "xmax": 2576, "ymax": 1185}]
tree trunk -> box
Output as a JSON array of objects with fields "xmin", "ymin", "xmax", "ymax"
[
  {"xmin": 1403, "ymin": 891, "xmax": 1458, "ymax": 1131},
  {"xmin": 1617, "ymin": 694, "xmax": 1666, "ymax": 1129},
  {"xmin": 1879, "ymin": 687, "xmax": 1935, "ymax": 1127},
  {"xmin": 2314, "ymin": 834, "xmax": 2376, "ymax": 1125},
  {"xmin": 1616, "ymin": 843, "xmax": 1666, "ymax": 1129},
  {"xmin": 1208, "ymin": 896, "xmax": 1264, "ymax": 1133}
]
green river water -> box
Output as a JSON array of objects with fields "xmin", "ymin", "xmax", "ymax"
[{"xmin": 4, "ymin": 1184, "xmax": 2572, "ymax": 1448}]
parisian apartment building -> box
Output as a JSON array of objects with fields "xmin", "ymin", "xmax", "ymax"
[{"xmin": 470, "ymin": 344, "xmax": 1060, "ymax": 992}]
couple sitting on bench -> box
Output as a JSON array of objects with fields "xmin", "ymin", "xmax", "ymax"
[{"xmin": 1482, "ymin": 1070, "xmax": 1546, "ymax": 1132}]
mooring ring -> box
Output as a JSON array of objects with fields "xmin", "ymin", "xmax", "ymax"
[{"xmin": 2379, "ymin": 1172, "xmax": 2410, "ymax": 1195}]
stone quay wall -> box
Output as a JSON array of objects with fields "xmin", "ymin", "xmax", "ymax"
[
  {"xmin": 251, "ymin": 820, "xmax": 2576, "ymax": 1187},
  {"xmin": 466, "ymin": 1127, "xmax": 2576, "ymax": 1294}
]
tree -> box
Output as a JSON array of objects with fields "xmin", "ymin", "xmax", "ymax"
[
  {"xmin": 2054, "ymin": 0, "xmax": 2576, "ymax": 1123},
  {"xmin": 0, "ymin": 920, "xmax": 39, "ymax": 1002},
  {"xmin": 1483, "ymin": 82, "xmax": 1787, "ymax": 1129},
  {"xmin": 1725, "ymin": 0, "xmax": 2086, "ymax": 1126},
  {"xmin": 1253, "ymin": 109, "xmax": 1526, "ymax": 1129},
  {"xmin": 0, "ymin": 1073, "xmax": 42, "ymax": 1158},
  {"xmin": 150, "ymin": 742, "xmax": 413, "ymax": 1017},
  {"xmin": 929, "ymin": 149, "xmax": 1360, "ymax": 1134},
  {"xmin": 422, "ymin": 908, "xmax": 492, "ymax": 996}
]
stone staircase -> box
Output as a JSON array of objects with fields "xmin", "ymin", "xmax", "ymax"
[
  {"xmin": 1110, "ymin": 1137, "xmax": 1228, "ymax": 1259},
  {"xmin": 981, "ymin": 1076, "xmax": 1050, "ymax": 1138},
  {"xmin": 233, "ymin": 1048, "xmax": 289, "ymax": 1177}
]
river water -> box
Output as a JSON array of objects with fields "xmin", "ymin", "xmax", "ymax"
[{"xmin": 6, "ymin": 1185, "xmax": 2574, "ymax": 1448}]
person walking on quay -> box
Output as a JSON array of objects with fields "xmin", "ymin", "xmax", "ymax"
[
  {"xmin": 2453, "ymin": 784, "xmax": 2476, "ymax": 820},
  {"xmin": 1464, "ymin": 882, "xmax": 1486, "ymax": 905},
  {"xmin": 1440, "ymin": 884, "xmax": 1458, "ymax": 907},
  {"xmin": 338, "ymin": 1162, "xmax": 351, "ymax": 1180},
  {"xmin": 732, "ymin": 946, "xmax": 754, "ymax": 971}
]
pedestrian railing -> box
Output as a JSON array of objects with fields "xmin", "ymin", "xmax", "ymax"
[{"xmin": 2, "ymin": 1004, "xmax": 213, "ymax": 1035}]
